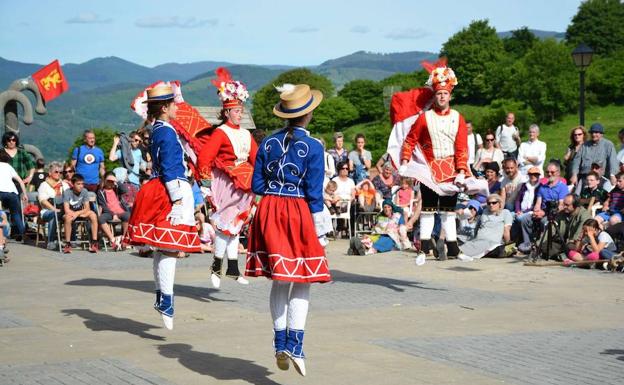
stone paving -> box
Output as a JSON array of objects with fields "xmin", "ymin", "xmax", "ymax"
[{"xmin": 0, "ymin": 240, "xmax": 623, "ymax": 385}]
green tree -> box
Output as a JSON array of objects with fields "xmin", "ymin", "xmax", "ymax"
[
  {"xmin": 586, "ymin": 49, "xmax": 624, "ymax": 104},
  {"xmin": 338, "ymin": 79, "xmax": 384, "ymax": 122},
  {"xmin": 503, "ymin": 27, "xmax": 538, "ymax": 58},
  {"xmin": 379, "ymin": 70, "xmax": 429, "ymax": 91},
  {"xmin": 509, "ymin": 39, "xmax": 577, "ymax": 122},
  {"xmin": 67, "ymin": 127, "xmax": 118, "ymax": 172},
  {"xmin": 440, "ymin": 19, "xmax": 506, "ymax": 105},
  {"xmin": 566, "ymin": 0, "xmax": 624, "ymax": 56},
  {"xmin": 252, "ymin": 68, "xmax": 335, "ymax": 129},
  {"xmin": 309, "ymin": 97, "xmax": 359, "ymax": 134}
]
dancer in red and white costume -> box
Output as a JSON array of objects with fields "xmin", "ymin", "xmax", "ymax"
[
  {"xmin": 245, "ymin": 83, "xmax": 332, "ymax": 377},
  {"xmin": 198, "ymin": 68, "xmax": 257, "ymax": 288},
  {"xmin": 389, "ymin": 60, "xmax": 487, "ymax": 265},
  {"xmin": 125, "ymin": 83, "xmax": 201, "ymax": 330}
]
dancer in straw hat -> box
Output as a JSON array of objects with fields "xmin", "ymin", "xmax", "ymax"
[
  {"xmin": 245, "ymin": 83, "xmax": 333, "ymax": 377},
  {"xmin": 125, "ymin": 82, "xmax": 201, "ymax": 330},
  {"xmin": 198, "ymin": 67, "xmax": 256, "ymax": 288}
]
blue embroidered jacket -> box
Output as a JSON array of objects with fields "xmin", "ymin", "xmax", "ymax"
[
  {"xmin": 150, "ymin": 120, "xmax": 188, "ymax": 183},
  {"xmin": 252, "ymin": 126, "xmax": 324, "ymax": 213}
]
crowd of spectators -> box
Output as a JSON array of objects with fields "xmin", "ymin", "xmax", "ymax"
[{"xmin": 0, "ymin": 113, "xmax": 623, "ymax": 271}]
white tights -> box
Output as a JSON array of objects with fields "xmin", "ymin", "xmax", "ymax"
[
  {"xmin": 419, "ymin": 212, "xmax": 457, "ymax": 241},
  {"xmin": 153, "ymin": 252, "xmax": 177, "ymax": 295},
  {"xmin": 270, "ymin": 281, "xmax": 310, "ymax": 331},
  {"xmin": 214, "ymin": 231, "xmax": 240, "ymax": 260}
]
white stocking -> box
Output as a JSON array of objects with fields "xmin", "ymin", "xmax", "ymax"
[
  {"xmin": 152, "ymin": 252, "xmax": 161, "ymax": 291},
  {"xmin": 441, "ymin": 212, "xmax": 457, "ymax": 242},
  {"xmin": 419, "ymin": 212, "xmax": 435, "ymax": 240},
  {"xmin": 287, "ymin": 283, "xmax": 310, "ymax": 330},
  {"xmin": 214, "ymin": 231, "xmax": 229, "ymax": 259},
  {"xmin": 270, "ymin": 281, "xmax": 290, "ymax": 330},
  {"xmin": 158, "ymin": 256, "xmax": 177, "ymax": 295},
  {"xmin": 226, "ymin": 234, "xmax": 240, "ymax": 260}
]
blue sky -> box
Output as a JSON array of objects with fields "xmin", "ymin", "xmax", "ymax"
[{"xmin": 0, "ymin": 0, "xmax": 582, "ymax": 67}]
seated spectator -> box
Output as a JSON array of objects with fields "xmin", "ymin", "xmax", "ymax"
[
  {"xmin": 37, "ymin": 162, "xmax": 70, "ymax": 250},
  {"xmin": 458, "ymin": 194, "xmax": 512, "ymax": 261},
  {"xmin": 500, "ymin": 158, "xmax": 526, "ymax": 211},
  {"xmin": 0, "ymin": 209, "xmax": 9, "ymax": 261},
  {"xmin": 62, "ymin": 163, "xmax": 75, "ymax": 188},
  {"xmin": 566, "ymin": 218, "xmax": 617, "ymax": 265},
  {"xmin": 394, "ymin": 176, "xmax": 415, "ymax": 217},
  {"xmin": 456, "ymin": 199, "xmax": 482, "ymax": 243},
  {"xmin": 356, "ymin": 179, "xmax": 378, "ymax": 213},
  {"xmin": 375, "ymin": 152, "xmax": 392, "ymax": 175},
  {"xmin": 579, "ymin": 171, "xmax": 608, "ymax": 209},
  {"xmin": 113, "ymin": 167, "xmax": 139, "ymax": 209},
  {"xmin": 518, "ymin": 161, "xmax": 568, "ymax": 253},
  {"xmin": 591, "ymin": 162, "xmax": 614, "ymax": 192},
  {"xmin": 596, "ymin": 172, "xmax": 624, "ymax": 227},
  {"xmin": 324, "ymin": 180, "xmax": 342, "ymax": 215},
  {"xmin": 511, "ymin": 167, "xmax": 542, "ymax": 241},
  {"xmin": 62, "ymin": 174, "xmax": 99, "ymax": 254},
  {"xmin": 474, "ymin": 162, "xmax": 502, "ymax": 204},
  {"xmin": 348, "ymin": 133, "xmax": 372, "ymax": 184},
  {"xmin": 29, "ymin": 158, "xmax": 47, "ymax": 192},
  {"xmin": 349, "ymin": 200, "xmax": 411, "ymax": 255},
  {"xmin": 372, "ymin": 163, "xmax": 399, "ymax": 200},
  {"xmin": 332, "ymin": 161, "xmax": 356, "ymax": 201},
  {"xmin": 474, "ymin": 131, "xmax": 504, "ymax": 174},
  {"xmin": 97, "ymin": 172, "xmax": 130, "ymax": 251},
  {"xmin": 0, "ymin": 151, "xmax": 28, "ymax": 240}
]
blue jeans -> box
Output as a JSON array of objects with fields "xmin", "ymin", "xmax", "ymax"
[
  {"xmin": 40, "ymin": 210, "xmax": 60, "ymax": 244},
  {"xmin": 0, "ymin": 191, "xmax": 24, "ymax": 236}
]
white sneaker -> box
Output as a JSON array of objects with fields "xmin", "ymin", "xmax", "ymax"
[
  {"xmin": 210, "ymin": 273, "xmax": 221, "ymax": 288},
  {"xmin": 415, "ymin": 253, "xmax": 426, "ymax": 266},
  {"xmin": 457, "ymin": 253, "xmax": 474, "ymax": 262},
  {"xmin": 235, "ymin": 276, "xmax": 249, "ymax": 285},
  {"xmin": 288, "ymin": 354, "xmax": 306, "ymax": 377},
  {"xmin": 161, "ymin": 314, "xmax": 173, "ymax": 330}
]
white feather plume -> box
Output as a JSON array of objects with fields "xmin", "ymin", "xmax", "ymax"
[{"xmin": 274, "ymin": 83, "xmax": 295, "ymax": 94}]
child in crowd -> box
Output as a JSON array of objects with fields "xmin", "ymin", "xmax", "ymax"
[
  {"xmin": 324, "ymin": 180, "xmax": 341, "ymax": 215},
  {"xmin": 394, "ymin": 177, "xmax": 415, "ymax": 217},
  {"xmin": 0, "ymin": 209, "xmax": 9, "ymax": 262},
  {"xmin": 456, "ymin": 199, "xmax": 481, "ymax": 244},
  {"xmin": 591, "ymin": 162, "xmax": 613, "ymax": 192},
  {"xmin": 356, "ymin": 179, "xmax": 378, "ymax": 212},
  {"xmin": 579, "ymin": 171, "xmax": 608, "ymax": 209},
  {"xmin": 565, "ymin": 218, "xmax": 617, "ymax": 265},
  {"xmin": 62, "ymin": 174, "xmax": 99, "ymax": 254},
  {"xmin": 596, "ymin": 172, "xmax": 624, "ymax": 227}
]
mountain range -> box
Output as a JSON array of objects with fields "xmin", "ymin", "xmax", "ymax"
[{"xmin": 0, "ymin": 29, "xmax": 562, "ymax": 160}]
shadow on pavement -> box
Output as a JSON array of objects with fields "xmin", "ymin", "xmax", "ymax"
[
  {"xmin": 445, "ymin": 266, "xmax": 482, "ymax": 272},
  {"xmin": 64, "ymin": 278, "xmax": 232, "ymax": 303},
  {"xmin": 62, "ymin": 308, "xmax": 165, "ymax": 341},
  {"xmin": 330, "ymin": 269, "xmax": 447, "ymax": 293},
  {"xmin": 600, "ymin": 349, "xmax": 624, "ymax": 361},
  {"xmin": 158, "ymin": 343, "xmax": 280, "ymax": 385}
]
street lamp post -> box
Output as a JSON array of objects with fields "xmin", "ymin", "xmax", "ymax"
[{"xmin": 571, "ymin": 43, "xmax": 594, "ymax": 127}]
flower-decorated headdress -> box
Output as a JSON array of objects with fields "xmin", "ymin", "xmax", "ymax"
[
  {"xmin": 421, "ymin": 58, "xmax": 458, "ymax": 93},
  {"xmin": 211, "ymin": 67, "xmax": 249, "ymax": 109}
]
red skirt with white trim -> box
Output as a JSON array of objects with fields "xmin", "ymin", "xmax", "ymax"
[
  {"xmin": 124, "ymin": 178, "xmax": 201, "ymax": 253},
  {"xmin": 245, "ymin": 195, "xmax": 331, "ymax": 283}
]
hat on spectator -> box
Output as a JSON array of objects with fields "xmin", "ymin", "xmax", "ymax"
[
  {"xmin": 211, "ymin": 67, "xmax": 249, "ymax": 109},
  {"xmin": 273, "ymin": 83, "xmax": 323, "ymax": 119},
  {"xmin": 466, "ymin": 199, "xmax": 482, "ymax": 213},
  {"xmin": 527, "ymin": 166, "xmax": 541, "ymax": 175},
  {"xmin": 589, "ymin": 123, "xmax": 604, "ymax": 133},
  {"xmin": 422, "ymin": 57, "xmax": 458, "ymax": 93}
]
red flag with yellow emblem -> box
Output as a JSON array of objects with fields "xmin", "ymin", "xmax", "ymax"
[{"xmin": 32, "ymin": 60, "xmax": 69, "ymax": 102}]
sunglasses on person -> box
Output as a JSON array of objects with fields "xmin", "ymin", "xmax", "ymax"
[
  {"xmin": 7, "ymin": 137, "xmax": 17, "ymax": 142},
  {"xmin": 64, "ymin": 169, "xmax": 74, "ymax": 174},
  {"xmin": 132, "ymin": 138, "xmax": 141, "ymax": 143},
  {"xmin": 485, "ymin": 138, "xmax": 495, "ymax": 142},
  {"xmin": 574, "ymin": 133, "xmax": 584, "ymax": 137},
  {"xmin": 528, "ymin": 172, "xmax": 540, "ymax": 177},
  {"xmin": 51, "ymin": 170, "xmax": 61, "ymax": 174},
  {"xmin": 487, "ymin": 201, "xmax": 500, "ymax": 205}
]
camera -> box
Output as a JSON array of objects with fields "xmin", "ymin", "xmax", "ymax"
[{"xmin": 543, "ymin": 200, "xmax": 559, "ymax": 220}]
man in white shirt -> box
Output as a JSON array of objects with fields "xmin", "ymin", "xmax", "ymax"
[
  {"xmin": 517, "ymin": 124, "xmax": 547, "ymax": 176},
  {"xmin": 495, "ymin": 112, "xmax": 520, "ymax": 159},
  {"xmin": 466, "ymin": 121, "xmax": 482, "ymax": 173}
]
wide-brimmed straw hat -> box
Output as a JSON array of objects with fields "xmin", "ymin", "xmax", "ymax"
[
  {"xmin": 143, "ymin": 85, "xmax": 175, "ymax": 103},
  {"xmin": 273, "ymin": 84, "xmax": 323, "ymax": 119}
]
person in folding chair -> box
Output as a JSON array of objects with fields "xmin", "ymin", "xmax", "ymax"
[
  {"xmin": 245, "ymin": 83, "xmax": 332, "ymax": 377},
  {"xmin": 125, "ymin": 83, "xmax": 201, "ymax": 330},
  {"xmin": 197, "ymin": 67, "xmax": 257, "ymax": 288}
]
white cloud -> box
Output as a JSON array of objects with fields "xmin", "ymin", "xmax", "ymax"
[
  {"xmin": 289, "ymin": 26, "xmax": 319, "ymax": 33},
  {"xmin": 350, "ymin": 25, "xmax": 370, "ymax": 34},
  {"xmin": 135, "ymin": 17, "xmax": 218, "ymax": 29},
  {"xmin": 65, "ymin": 13, "xmax": 112, "ymax": 24},
  {"xmin": 385, "ymin": 28, "xmax": 428, "ymax": 40}
]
